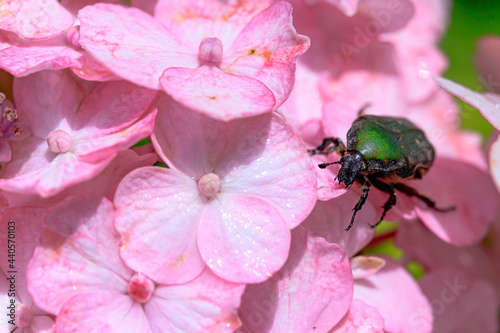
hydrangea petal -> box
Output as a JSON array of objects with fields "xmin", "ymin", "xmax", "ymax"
[
  {"xmin": 147, "ymin": 269, "xmax": 245, "ymax": 333},
  {"xmin": 436, "ymin": 76, "xmax": 500, "ymax": 130},
  {"xmin": 27, "ymin": 197, "xmax": 130, "ymax": 315},
  {"xmin": 2, "ymin": 148, "xmax": 157, "ymax": 207},
  {"xmin": 159, "ymin": 66, "xmax": 275, "ymax": 121},
  {"xmin": 153, "ymin": 98, "xmax": 317, "ymax": 228},
  {"xmin": 301, "ymin": 191, "xmax": 376, "ymax": 257},
  {"xmin": 238, "ymin": 226, "xmax": 353, "ymax": 332},
  {"xmin": 354, "ymin": 257, "xmax": 433, "ymax": 333},
  {"xmin": 78, "ymin": 3, "xmax": 195, "ymax": 90},
  {"xmin": 215, "ymin": 113, "xmax": 317, "ymax": 228},
  {"xmin": 198, "ymin": 195, "xmax": 291, "ymax": 283},
  {"xmin": 0, "ymin": 0, "xmax": 74, "ymax": 40},
  {"xmin": 407, "ymin": 157, "xmax": 499, "ymax": 245},
  {"xmin": 419, "ymin": 269, "xmax": 499, "ymax": 333},
  {"xmin": 223, "ymin": 1, "xmax": 310, "ymax": 108},
  {"xmin": 56, "ymin": 292, "xmax": 152, "ymax": 333},
  {"xmin": 13, "ymin": 69, "xmax": 84, "ymax": 138},
  {"xmin": 0, "ymin": 139, "xmax": 113, "ymax": 197},
  {"xmin": 114, "ymin": 167, "xmax": 206, "ymax": 284},
  {"xmin": 331, "ymin": 299, "xmax": 384, "ymax": 333},
  {"xmin": 0, "ymin": 32, "xmax": 83, "ymax": 76},
  {"xmin": 154, "ymin": 0, "xmax": 271, "ymax": 45}
]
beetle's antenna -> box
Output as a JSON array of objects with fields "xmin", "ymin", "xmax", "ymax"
[
  {"xmin": 318, "ymin": 161, "xmax": 341, "ymax": 169},
  {"xmin": 357, "ymin": 102, "xmax": 372, "ymax": 116}
]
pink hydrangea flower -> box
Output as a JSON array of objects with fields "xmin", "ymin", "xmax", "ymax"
[
  {"xmin": 237, "ymin": 226, "xmax": 353, "ymax": 333},
  {"xmin": 78, "ymin": 0, "xmax": 310, "ymax": 120},
  {"xmin": 114, "ymin": 96, "xmax": 317, "ymax": 284},
  {"xmin": 27, "ymin": 196, "xmax": 245, "ymax": 332},
  {"xmin": 2, "ymin": 147, "xmax": 157, "ymax": 207},
  {"xmin": 0, "ymin": 69, "xmax": 157, "ymax": 199},
  {"xmin": 0, "ymin": 207, "xmax": 55, "ymax": 333},
  {"xmin": 0, "ymin": 0, "xmax": 122, "ymax": 80}
]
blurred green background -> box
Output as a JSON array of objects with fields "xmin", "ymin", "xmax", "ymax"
[{"xmin": 441, "ymin": 0, "xmax": 500, "ymax": 139}]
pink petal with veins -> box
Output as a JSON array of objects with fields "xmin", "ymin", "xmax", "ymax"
[
  {"xmin": 160, "ymin": 66, "xmax": 275, "ymax": 121},
  {"xmin": 198, "ymin": 195, "xmax": 291, "ymax": 283},
  {"xmin": 78, "ymin": 3, "xmax": 194, "ymax": 90},
  {"xmin": 114, "ymin": 167, "xmax": 206, "ymax": 284},
  {"xmin": 0, "ymin": 0, "xmax": 74, "ymax": 40},
  {"xmin": 238, "ymin": 226, "xmax": 353, "ymax": 332},
  {"xmin": 147, "ymin": 269, "xmax": 244, "ymax": 333},
  {"xmin": 27, "ymin": 197, "xmax": 131, "ymax": 315}
]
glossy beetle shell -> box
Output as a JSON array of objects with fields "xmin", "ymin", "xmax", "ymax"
[{"xmin": 346, "ymin": 115, "xmax": 434, "ymax": 180}]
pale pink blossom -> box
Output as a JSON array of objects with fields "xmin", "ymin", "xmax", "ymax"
[
  {"xmin": 0, "ymin": 70, "xmax": 157, "ymax": 199},
  {"xmin": 0, "ymin": 207, "xmax": 54, "ymax": 333},
  {"xmin": 237, "ymin": 226, "xmax": 353, "ymax": 333},
  {"xmin": 78, "ymin": 1, "xmax": 310, "ymax": 120},
  {"xmin": 114, "ymin": 96, "xmax": 317, "ymax": 284},
  {"xmin": 27, "ymin": 196, "xmax": 245, "ymax": 333}
]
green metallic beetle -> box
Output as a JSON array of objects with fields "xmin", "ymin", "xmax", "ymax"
[{"xmin": 308, "ymin": 114, "xmax": 454, "ymax": 231}]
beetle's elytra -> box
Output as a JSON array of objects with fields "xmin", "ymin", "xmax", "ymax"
[{"xmin": 308, "ymin": 114, "xmax": 455, "ymax": 231}]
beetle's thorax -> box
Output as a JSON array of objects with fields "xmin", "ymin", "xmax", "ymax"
[{"xmin": 338, "ymin": 151, "xmax": 366, "ymax": 186}]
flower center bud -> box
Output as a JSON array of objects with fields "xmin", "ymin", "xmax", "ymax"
[
  {"xmin": 198, "ymin": 37, "xmax": 223, "ymax": 65},
  {"xmin": 198, "ymin": 173, "xmax": 221, "ymax": 198},
  {"xmin": 47, "ymin": 129, "xmax": 72, "ymax": 153},
  {"xmin": 14, "ymin": 303, "xmax": 32, "ymax": 328},
  {"xmin": 128, "ymin": 274, "xmax": 155, "ymax": 303}
]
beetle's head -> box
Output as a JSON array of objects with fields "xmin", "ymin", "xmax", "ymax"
[{"xmin": 337, "ymin": 151, "xmax": 365, "ymax": 187}]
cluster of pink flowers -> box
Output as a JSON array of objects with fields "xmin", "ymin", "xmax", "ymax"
[{"xmin": 0, "ymin": 0, "xmax": 499, "ymax": 332}]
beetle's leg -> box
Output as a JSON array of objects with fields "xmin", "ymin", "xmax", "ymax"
[
  {"xmin": 346, "ymin": 175, "xmax": 371, "ymax": 231},
  {"xmin": 308, "ymin": 137, "xmax": 346, "ymax": 156},
  {"xmin": 393, "ymin": 183, "xmax": 456, "ymax": 212},
  {"xmin": 368, "ymin": 177, "xmax": 397, "ymax": 228}
]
